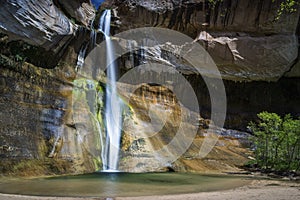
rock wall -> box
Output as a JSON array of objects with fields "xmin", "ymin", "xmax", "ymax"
[
  {"xmin": 108, "ymin": 0, "xmax": 300, "ymax": 130},
  {"xmin": 109, "ymin": 0, "xmax": 300, "ymax": 81},
  {"xmin": 186, "ymin": 75, "xmax": 300, "ymax": 130},
  {"xmin": 111, "ymin": 0, "xmax": 299, "ymax": 35},
  {"xmin": 0, "ymin": 1, "xmax": 105, "ymax": 175},
  {"xmin": 0, "ymin": 0, "xmax": 298, "ymax": 78},
  {"xmin": 118, "ymin": 83, "xmax": 251, "ymax": 172},
  {"xmin": 0, "ymin": 54, "xmax": 103, "ymax": 175}
]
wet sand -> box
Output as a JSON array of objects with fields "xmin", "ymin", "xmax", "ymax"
[{"xmin": 0, "ymin": 179, "xmax": 299, "ymax": 200}]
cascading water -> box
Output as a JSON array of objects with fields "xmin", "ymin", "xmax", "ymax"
[
  {"xmin": 76, "ymin": 42, "xmax": 88, "ymax": 71},
  {"xmin": 99, "ymin": 10, "xmax": 122, "ymax": 171}
]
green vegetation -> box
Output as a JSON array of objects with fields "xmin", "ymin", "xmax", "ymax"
[
  {"xmin": 248, "ymin": 112, "xmax": 300, "ymax": 172},
  {"xmin": 273, "ymin": 0, "xmax": 299, "ymax": 20},
  {"xmin": 208, "ymin": 0, "xmax": 298, "ymax": 20},
  {"xmin": 208, "ymin": 0, "xmax": 222, "ymax": 8},
  {"xmin": 0, "ymin": 159, "xmax": 71, "ymax": 177},
  {"xmin": 0, "ymin": 39, "xmax": 58, "ymax": 69},
  {"xmin": 0, "ymin": 54, "xmax": 20, "ymax": 68}
]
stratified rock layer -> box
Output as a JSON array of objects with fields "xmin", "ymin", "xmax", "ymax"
[{"xmin": 0, "ymin": 0, "xmax": 95, "ymax": 52}]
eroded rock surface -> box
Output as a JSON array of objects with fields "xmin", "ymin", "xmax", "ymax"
[{"xmin": 0, "ymin": 0, "xmax": 95, "ymax": 52}]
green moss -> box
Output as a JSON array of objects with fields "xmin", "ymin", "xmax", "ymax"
[
  {"xmin": 0, "ymin": 54, "xmax": 21, "ymax": 68},
  {"xmin": 72, "ymin": 78, "xmax": 105, "ymax": 170},
  {"xmin": 0, "ymin": 159, "xmax": 72, "ymax": 177},
  {"xmin": 72, "ymin": 78, "xmax": 137, "ymax": 168},
  {"xmin": 92, "ymin": 157, "xmax": 102, "ymax": 171},
  {"xmin": 0, "ymin": 40, "xmax": 58, "ymax": 69}
]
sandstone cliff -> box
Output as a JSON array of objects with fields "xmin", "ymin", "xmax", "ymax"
[{"xmin": 0, "ymin": 0, "xmax": 299, "ymax": 175}]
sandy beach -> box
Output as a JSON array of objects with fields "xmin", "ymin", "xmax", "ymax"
[{"xmin": 0, "ymin": 179, "xmax": 299, "ymax": 200}]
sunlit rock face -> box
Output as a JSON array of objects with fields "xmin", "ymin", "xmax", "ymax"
[
  {"xmin": 117, "ymin": 83, "xmax": 251, "ymax": 172},
  {"xmin": 109, "ymin": 0, "xmax": 300, "ymax": 81},
  {"xmin": 0, "ymin": 0, "xmax": 95, "ymax": 52},
  {"xmin": 119, "ymin": 84, "xmax": 185, "ymax": 172}
]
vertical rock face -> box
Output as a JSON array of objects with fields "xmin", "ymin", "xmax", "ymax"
[
  {"xmin": 0, "ymin": 57, "xmax": 70, "ymax": 172},
  {"xmin": 195, "ymin": 32, "xmax": 298, "ymax": 81},
  {"xmin": 0, "ymin": 0, "xmax": 74, "ymax": 51},
  {"xmin": 109, "ymin": 0, "xmax": 300, "ymax": 131},
  {"xmin": 209, "ymin": 0, "xmax": 299, "ymax": 34},
  {"xmin": 110, "ymin": 0, "xmax": 299, "ymax": 80},
  {"xmin": 110, "ymin": 0, "xmax": 208, "ymax": 37},
  {"xmin": 186, "ymin": 74, "xmax": 300, "ymax": 130},
  {"xmin": 118, "ymin": 83, "xmax": 251, "ymax": 172},
  {"xmin": 0, "ymin": 55, "xmax": 103, "ymax": 175},
  {"xmin": 0, "ymin": 1, "xmax": 101, "ymax": 175},
  {"xmin": 112, "ymin": 0, "xmax": 299, "ymax": 35}
]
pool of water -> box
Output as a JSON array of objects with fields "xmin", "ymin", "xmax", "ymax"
[{"xmin": 0, "ymin": 173, "xmax": 250, "ymax": 198}]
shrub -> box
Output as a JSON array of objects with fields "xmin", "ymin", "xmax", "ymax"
[{"xmin": 248, "ymin": 112, "xmax": 300, "ymax": 172}]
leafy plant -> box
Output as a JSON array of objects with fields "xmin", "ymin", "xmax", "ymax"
[
  {"xmin": 273, "ymin": 0, "xmax": 299, "ymax": 20},
  {"xmin": 14, "ymin": 53, "xmax": 26, "ymax": 62},
  {"xmin": 248, "ymin": 112, "xmax": 300, "ymax": 172},
  {"xmin": 208, "ymin": 0, "xmax": 298, "ymax": 20},
  {"xmin": 208, "ymin": 0, "xmax": 223, "ymax": 8}
]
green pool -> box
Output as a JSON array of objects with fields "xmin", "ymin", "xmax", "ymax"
[{"xmin": 0, "ymin": 173, "xmax": 250, "ymax": 198}]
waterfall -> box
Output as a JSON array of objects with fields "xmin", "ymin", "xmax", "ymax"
[
  {"xmin": 127, "ymin": 40, "xmax": 134, "ymax": 66},
  {"xmin": 75, "ymin": 42, "xmax": 88, "ymax": 71},
  {"xmin": 90, "ymin": 29, "xmax": 97, "ymax": 49},
  {"xmin": 99, "ymin": 10, "xmax": 122, "ymax": 171}
]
